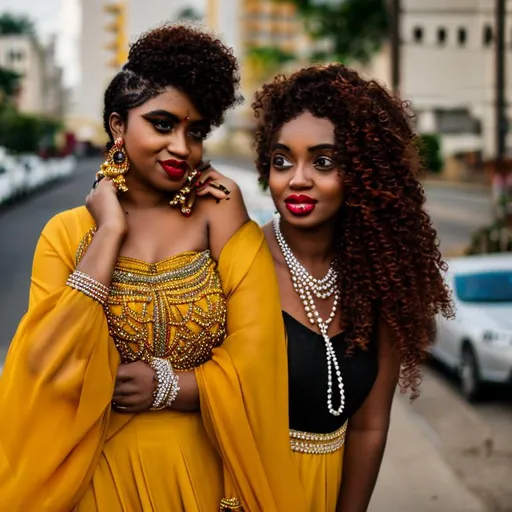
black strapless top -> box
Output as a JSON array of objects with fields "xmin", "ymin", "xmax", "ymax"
[{"xmin": 285, "ymin": 311, "xmax": 379, "ymax": 434}]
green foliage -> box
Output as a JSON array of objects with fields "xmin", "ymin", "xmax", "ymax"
[
  {"xmin": 0, "ymin": 66, "xmax": 22, "ymax": 99},
  {"xmin": 0, "ymin": 12, "xmax": 35, "ymax": 35},
  {"xmin": 245, "ymin": 46, "xmax": 296, "ymax": 86},
  {"xmin": 175, "ymin": 7, "xmax": 202, "ymax": 21},
  {"xmin": 418, "ymin": 133, "xmax": 444, "ymax": 174},
  {"xmin": 246, "ymin": 46, "xmax": 296, "ymax": 67},
  {"xmin": 274, "ymin": 0, "xmax": 389, "ymax": 63},
  {"xmin": 0, "ymin": 106, "xmax": 62, "ymax": 154}
]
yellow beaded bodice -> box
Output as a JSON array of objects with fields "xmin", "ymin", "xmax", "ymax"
[{"xmin": 76, "ymin": 231, "xmax": 227, "ymax": 370}]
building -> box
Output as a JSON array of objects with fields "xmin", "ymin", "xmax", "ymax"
[
  {"xmin": 0, "ymin": 35, "xmax": 45, "ymax": 114},
  {"xmin": 208, "ymin": 0, "xmax": 308, "ymax": 86},
  {"xmin": 0, "ymin": 34, "xmax": 67, "ymax": 118},
  {"xmin": 205, "ymin": 0, "xmax": 310, "ymax": 140},
  {"xmin": 74, "ymin": 0, "xmax": 202, "ymax": 145},
  {"xmin": 42, "ymin": 36, "xmax": 68, "ymax": 119},
  {"xmin": 363, "ymin": 0, "xmax": 512, "ymax": 161}
]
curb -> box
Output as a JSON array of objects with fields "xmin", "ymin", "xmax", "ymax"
[{"xmin": 422, "ymin": 178, "xmax": 491, "ymax": 194}]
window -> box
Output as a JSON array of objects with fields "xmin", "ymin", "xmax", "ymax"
[
  {"xmin": 455, "ymin": 271, "xmax": 512, "ymax": 303},
  {"xmin": 437, "ymin": 27, "xmax": 447, "ymax": 44},
  {"xmin": 434, "ymin": 108, "xmax": 481, "ymax": 135},
  {"xmin": 413, "ymin": 26, "xmax": 423, "ymax": 43},
  {"xmin": 458, "ymin": 27, "xmax": 467, "ymax": 46},
  {"xmin": 484, "ymin": 25, "xmax": 493, "ymax": 45},
  {"xmin": 7, "ymin": 49, "xmax": 24, "ymax": 63}
]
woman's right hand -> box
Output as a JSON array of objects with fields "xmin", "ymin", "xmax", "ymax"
[{"xmin": 85, "ymin": 178, "xmax": 127, "ymax": 235}]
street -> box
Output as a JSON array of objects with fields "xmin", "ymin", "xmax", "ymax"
[{"xmin": 0, "ymin": 157, "xmax": 510, "ymax": 510}]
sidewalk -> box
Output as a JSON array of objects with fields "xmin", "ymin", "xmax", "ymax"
[{"xmin": 369, "ymin": 394, "xmax": 487, "ymax": 512}]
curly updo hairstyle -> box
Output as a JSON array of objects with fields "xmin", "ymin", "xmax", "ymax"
[
  {"xmin": 103, "ymin": 24, "xmax": 241, "ymax": 147},
  {"xmin": 253, "ymin": 64, "xmax": 454, "ymax": 397}
]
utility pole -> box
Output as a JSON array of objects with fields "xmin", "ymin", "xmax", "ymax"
[
  {"xmin": 496, "ymin": 0, "xmax": 507, "ymax": 164},
  {"xmin": 390, "ymin": 0, "xmax": 401, "ymax": 93},
  {"xmin": 493, "ymin": 0, "xmax": 507, "ymax": 224}
]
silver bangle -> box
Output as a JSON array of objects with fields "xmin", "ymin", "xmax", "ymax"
[
  {"xmin": 149, "ymin": 358, "xmax": 180, "ymax": 410},
  {"xmin": 66, "ymin": 270, "xmax": 110, "ymax": 306}
]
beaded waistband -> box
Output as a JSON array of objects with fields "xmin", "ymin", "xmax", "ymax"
[{"xmin": 289, "ymin": 421, "xmax": 348, "ymax": 455}]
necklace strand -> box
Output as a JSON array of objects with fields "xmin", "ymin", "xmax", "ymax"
[{"xmin": 273, "ymin": 215, "xmax": 345, "ymax": 417}]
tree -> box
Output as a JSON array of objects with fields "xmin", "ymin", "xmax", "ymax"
[
  {"xmin": 243, "ymin": 46, "xmax": 296, "ymax": 90},
  {"xmin": 0, "ymin": 67, "xmax": 21, "ymax": 101},
  {"xmin": 276, "ymin": 0, "xmax": 389, "ymax": 63},
  {"xmin": 418, "ymin": 134, "xmax": 444, "ymax": 174},
  {"xmin": 0, "ymin": 12, "xmax": 35, "ymax": 35},
  {"xmin": 175, "ymin": 7, "xmax": 202, "ymax": 22}
]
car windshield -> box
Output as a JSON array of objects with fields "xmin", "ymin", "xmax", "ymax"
[{"xmin": 455, "ymin": 271, "xmax": 512, "ymax": 303}]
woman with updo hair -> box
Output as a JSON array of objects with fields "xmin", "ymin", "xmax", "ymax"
[
  {"xmin": 252, "ymin": 64, "xmax": 454, "ymax": 511},
  {"xmin": 0, "ymin": 25, "xmax": 307, "ymax": 511}
]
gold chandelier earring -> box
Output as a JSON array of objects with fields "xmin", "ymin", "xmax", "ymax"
[
  {"xmin": 169, "ymin": 168, "xmax": 200, "ymax": 217},
  {"xmin": 97, "ymin": 137, "xmax": 129, "ymax": 192}
]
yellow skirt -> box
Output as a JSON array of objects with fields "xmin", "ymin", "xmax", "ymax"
[
  {"xmin": 291, "ymin": 424, "xmax": 346, "ymax": 512},
  {"xmin": 75, "ymin": 410, "xmax": 223, "ymax": 511}
]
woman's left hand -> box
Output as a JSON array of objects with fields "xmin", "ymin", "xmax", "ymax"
[{"xmin": 112, "ymin": 361, "xmax": 156, "ymax": 413}]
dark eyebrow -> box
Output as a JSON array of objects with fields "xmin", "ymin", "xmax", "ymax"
[
  {"xmin": 142, "ymin": 109, "xmax": 206, "ymax": 126},
  {"xmin": 142, "ymin": 110, "xmax": 180, "ymax": 123},
  {"xmin": 273, "ymin": 142, "xmax": 335, "ymax": 152},
  {"xmin": 308, "ymin": 144, "xmax": 336, "ymax": 152}
]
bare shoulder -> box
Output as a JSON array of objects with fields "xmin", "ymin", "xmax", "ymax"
[
  {"xmin": 261, "ymin": 222, "xmax": 277, "ymax": 255},
  {"xmin": 195, "ymin": 170, "xmax": 249, "ymax": 261}
]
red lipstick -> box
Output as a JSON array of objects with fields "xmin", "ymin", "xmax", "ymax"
[
  {"xmin": 284, "ymin": 194, "xmax": 317, "ymax": 216},
  {"xmin": 158, "ymin": 159, "xmax": 189, "ymax": 180}
]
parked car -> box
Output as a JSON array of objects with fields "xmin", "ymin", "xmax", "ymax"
[
  {"xmin": 433, "ymin": 254, "xmax": 512, "ymax": 401},
  {"xmin": 0, "ymin": 161, "xmax": 13, "ymax": 205},
  {"xmin": 0, "ymin": 148, "xmax": 28, "ymax": 200},
  {"xmin": 18, "ymin": 155, "xmax": 49, "ymax": 192}
]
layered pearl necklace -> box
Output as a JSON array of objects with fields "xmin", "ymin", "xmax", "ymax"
[{"xmin": 273, "ymin": 215, "xmax": 345, "ymax": 417}]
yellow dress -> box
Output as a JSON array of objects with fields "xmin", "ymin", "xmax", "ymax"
[{"xmin": 0, "ymin": 206, "xmax": 307, "ymax": 512}]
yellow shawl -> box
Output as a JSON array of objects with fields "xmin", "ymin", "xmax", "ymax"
[{"xmin": 0, "ymin": 207, "xmax": 306, "ymax": 511}]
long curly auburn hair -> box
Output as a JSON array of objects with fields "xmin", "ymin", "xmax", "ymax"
[{"xmin": 252, "ymin": 64, "xmax": 454, "ymax": 397}]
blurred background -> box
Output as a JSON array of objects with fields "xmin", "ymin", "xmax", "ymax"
[{"xmin": 0, "ymin": 0, "xmax": 511, "ymax": 510}]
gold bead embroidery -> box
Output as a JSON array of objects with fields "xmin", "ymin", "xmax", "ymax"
[
  {"xmin": 289, "ymin": 421, "xmax": 348, "ymax": 455},
  {"xmin": 220, "ymin": 497, "xmax": 244, "ymax": 511},
  {"xmin": 75, "ymin": 230, "xmax": 227, "ymax": 370}
]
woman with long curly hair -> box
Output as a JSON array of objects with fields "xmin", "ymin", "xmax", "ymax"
[
  {"xmin": 252, "ymin": 64, "xmax": 453, "ymax": 511},
  {"xmin": 0, "ymin": 25, "xmax": 307, "ymax": 511}
]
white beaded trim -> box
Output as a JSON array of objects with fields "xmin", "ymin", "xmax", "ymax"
[
  {"xmin": 66, "ymin": 270, "xmax": 110, "ymax": 306},
  {"xmin": 290, "ymin": 422, "xmax": 348, "ymax": 455}
]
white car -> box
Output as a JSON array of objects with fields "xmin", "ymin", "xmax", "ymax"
[
  {"xmin": 18, "ymin": 155, "xmax": 49, "ymax": 192},
  {"xmin": 0, "ymin": 162, "xmax": 13, "ymax": 204},
  {"xmin": 0, "ymin": 149, "xmax": 28, "ymax": 199},
  {"xmin": 433, "ymin": 254, "xmax": 512, "ymax": 401}
]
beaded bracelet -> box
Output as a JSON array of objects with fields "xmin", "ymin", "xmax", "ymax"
[
  {"xmin": 149, "ymin": 357, "xmax": 180, "ymax": 410},
  {"xmin": 66, "ymin": 270, "xmax": 110, "ymax": 306}
]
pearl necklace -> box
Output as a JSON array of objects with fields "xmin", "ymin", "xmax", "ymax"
[{"xmin": 273, "ymin": 215, "xmax": 345, "ymax": 417}]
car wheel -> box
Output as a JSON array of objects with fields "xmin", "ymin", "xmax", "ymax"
[{"xmin": 460, "ymin": 345, "xmax": 483, "ymax": 402}]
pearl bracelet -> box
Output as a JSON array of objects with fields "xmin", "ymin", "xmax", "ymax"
[
  {"xmin": 149, "ymin": 357, "xmax": 180, "ymax": 410},
  {"xmin": 66, "ymin": 270, "xmax": 110, "ymax": 306}
]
